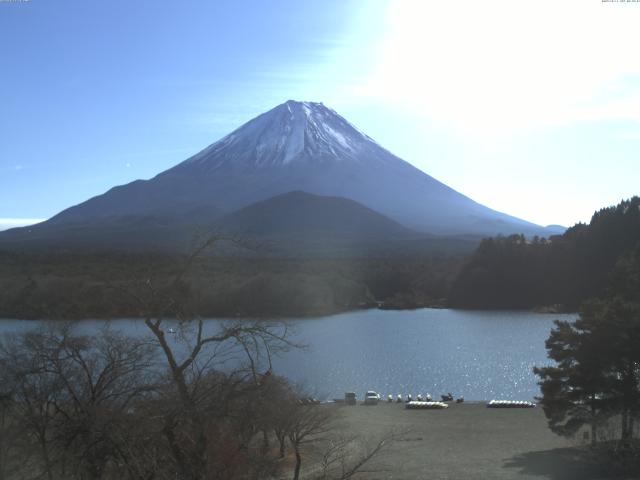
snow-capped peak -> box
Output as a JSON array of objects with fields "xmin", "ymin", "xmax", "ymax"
[{"xmin": 179, "ymin": 100, "xmax": 386, "ymax": 171}]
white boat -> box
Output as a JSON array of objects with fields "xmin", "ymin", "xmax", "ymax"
[
  {"xmin": 405, "ymin": 401, "xmax": 449, "ymax": 410},
  {"xmin": 487, "ymin": 399, "xmax": 535, "ymax": 408}
]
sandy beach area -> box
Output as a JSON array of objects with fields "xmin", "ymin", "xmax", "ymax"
[{"xmin": 323, "ymin": 401, "xmax": 624, "ymax": 480}]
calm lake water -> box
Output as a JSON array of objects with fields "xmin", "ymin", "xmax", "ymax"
[{"xmin": 0, "ymin": 309, "xmax": 576, "ymax": 401}]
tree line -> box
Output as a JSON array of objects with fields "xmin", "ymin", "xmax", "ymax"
[
  {"xmin": 0, "ymin": 251, "xmax": 462, "ymax": 320},
  {"xmin": 450, "ymin": 197, "xmax": 640, "ymax": 310}
]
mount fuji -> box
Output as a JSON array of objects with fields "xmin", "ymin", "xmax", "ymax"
[{"xmin": 1, "ymin": 100, "xmax": 561, "ymax": 252}]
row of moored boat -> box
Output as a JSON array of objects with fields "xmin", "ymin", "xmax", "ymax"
[
  {"xmin": 405, "ymin": 401, "xmax": 449, "ymax": 409},
  {"xmin": 487, "ymin": 400, "xmax": 535, "ymax": 408}
]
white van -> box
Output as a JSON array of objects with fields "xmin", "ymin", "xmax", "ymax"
[{"xmin": 364, "ymin": 391, "xmax": 379, "ymax": 405}]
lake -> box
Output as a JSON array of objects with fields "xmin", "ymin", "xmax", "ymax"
[{"xmin": 0, "ymin": 308, "xmax": 576, "ymax": 401}]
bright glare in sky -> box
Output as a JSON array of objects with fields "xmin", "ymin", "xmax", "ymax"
[
  {"xmin": 0, "ymin": 0, "xmax": 638, "ymax": 229},
  {"xmin": 368, "ymin": 1, "xmax": 640, "ymax": 132},
  {"xmin": 343, "ymin": 0, "xmax": 640, "ymax": 227}
]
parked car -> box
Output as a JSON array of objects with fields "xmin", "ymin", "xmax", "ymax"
[
  {"xmin": 364, "ymin": 391, "xmax": 379, "ymax": 405},
  {"xmin": 345, "ymin": 392, "xmax": 357, "ymax": 405}
]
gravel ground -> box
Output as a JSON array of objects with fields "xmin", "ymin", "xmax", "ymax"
[{"xmin": 327, "ymin": 401, "xmax": 626, "ymax": 480}]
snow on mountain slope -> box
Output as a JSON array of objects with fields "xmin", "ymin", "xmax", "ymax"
[{"xmin": 177, "ymin": 100, "xmax": 385, "ymax": 171}]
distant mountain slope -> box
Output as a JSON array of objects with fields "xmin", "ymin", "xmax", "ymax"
[
  {"xmin": 0, "ymin": 213, "xmax": 209, "ymax": 252},
  {"xmin": 0, "ymin": 191, "xmax": 480, "ymax": 256},
  {"xmin": 211, "ymin": 191, "xmax": 438, "ymax": 256},
  {"xmin": 218, "ymin": 191, "xmax": 414, "ymax": 239},
  {"xmin": 1, "ymin": 100, "xmax": 560, "ymax": 253}
]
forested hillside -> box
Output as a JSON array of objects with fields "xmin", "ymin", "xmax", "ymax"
[
  {"xmin": 449, "ymin": 197, "xmax": 640, "ymax": 309},
  {"xmin": 0, "ymin": 252, "xmax": 462, "ymax": 319}
]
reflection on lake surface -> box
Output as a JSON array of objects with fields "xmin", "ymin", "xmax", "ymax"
[{"xmin": 0, "ymin": 308, "xmax": 576, "ymax": 401}]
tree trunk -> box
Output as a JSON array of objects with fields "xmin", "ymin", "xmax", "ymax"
[
  {"xmin": 293, "ymin": 445, "xmax": 302, "ymax": 480},
  {"xmin": 622, "ymin": 408, "xmax": 630, "ymax": 441},
  {"xmin": 590, "ymin": 400, "xmax": 597, "ymax": 446},
  {"xmin": 40, "ymin": 439, "xmax": 54, "ymax": 480},
  {"xmin": 0, "ymin": 408, "xmax": 5, "ymax": 480},
  {"xmin": 163, "ymin": 419, "xmax": 194, "ymax": 480}
]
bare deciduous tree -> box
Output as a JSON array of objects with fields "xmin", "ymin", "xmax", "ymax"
[
  {"xmin": 316, "ymin": 431, "xmax": 402, "ymax": 480},
  {"xmin": 116, "ymin": 234, "xmax": 301, "ymax": 479},
  {"xmin": 287, "ymin": 404, "xmax": 335, "ymax": 480},
  {"xmin": 0, "ymin": 325, "xmax": 157, "ymax": 480}
]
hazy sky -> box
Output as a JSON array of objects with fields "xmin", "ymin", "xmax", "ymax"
[{"xmin": 1, "ymin": 0, "xmax": 639, "ymax": 230}]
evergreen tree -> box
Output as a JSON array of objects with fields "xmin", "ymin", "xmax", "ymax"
[
  {"xmin": 451, "ymin": 196, "xmax": 640, "ymax": 309},
  {"xmin": 535, "ymin": 247, "xmax": 640, "ymax": 445},
  {"xmin": 534, "ymin": 308, "xmax": 611, "ymax": 444}
]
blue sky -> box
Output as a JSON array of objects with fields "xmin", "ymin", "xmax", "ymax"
[{"xmin": 1, "ymin": 0, "xmax": 639, "ymax": 230}]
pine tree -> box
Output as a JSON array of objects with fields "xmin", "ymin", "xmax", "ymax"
[{"xmin": 535, "ymin": 247, "xmax": 640, "ymax": 445}]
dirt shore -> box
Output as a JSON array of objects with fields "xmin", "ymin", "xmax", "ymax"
[{"xmin": 328, "ymin": 401, "xmax": 623, "ymax": 480}]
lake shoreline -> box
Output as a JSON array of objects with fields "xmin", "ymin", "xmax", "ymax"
[{"xmin": 0, "ymin": 304, "xmax": 578, "ymax": 322}]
